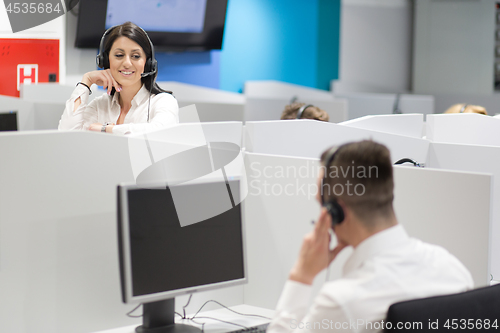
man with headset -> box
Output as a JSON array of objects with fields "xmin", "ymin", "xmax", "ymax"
[{"xmin": 267, "ymin": 140, "xmax": 473, "ymax": 333}]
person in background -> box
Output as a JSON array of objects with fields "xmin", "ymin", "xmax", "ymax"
[
  {"xmin": 268, "ymin": 140, "xmax": 473, "ymax": 333},
  {"xmin": 59, "ymin": 21, "xmax": 178, "ymax": 135},
  {"xmin": 444, "ymin": 103, "xmax": 488, "ymax": 115},
  {"xmin": 280, "ymin": 102, "xmax": 329, "ymax": 122}
]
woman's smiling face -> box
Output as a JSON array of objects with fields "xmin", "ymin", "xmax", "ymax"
[{"xmin": 109, "ymin": 36, "xmax": 146, "ymax": 90}]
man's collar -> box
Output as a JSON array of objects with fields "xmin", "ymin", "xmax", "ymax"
[{"xmin": 343, "ymin": 224, "xmax": 409, "ymax": 276}]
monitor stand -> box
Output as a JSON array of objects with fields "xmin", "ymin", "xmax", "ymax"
[{"xmin": 136, "ymin": 298, "xmax": 202, "ymax": 333}]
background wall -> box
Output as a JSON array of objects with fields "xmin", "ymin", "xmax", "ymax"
[
  {"xmin": 64, "ymin": 0, "xmax": 341, "ymax": 93},
  {"xmin": 333, "ymin": 0, "xmax": 413, "ymax": 94}
]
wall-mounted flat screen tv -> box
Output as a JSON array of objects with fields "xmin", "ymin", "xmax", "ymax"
[{"xmin": 75, "ymin": 0, "xmax": 228, "ymax": 51}]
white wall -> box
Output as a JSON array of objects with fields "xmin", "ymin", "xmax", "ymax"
[
  {"xmin": 333, "ymin": 0, "xmax": 413, "ymax": 94},
  {"xmin": 413, "ymin": 0, "xmax": 496, "ymax": 95}
]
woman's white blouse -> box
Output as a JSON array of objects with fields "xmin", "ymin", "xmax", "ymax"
[{"xmin": 58, "ymin": 84, "xmax": 179, "ymax": 135}]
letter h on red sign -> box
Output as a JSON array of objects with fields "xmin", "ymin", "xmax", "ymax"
[{"xmin": 17, "ymin": 64, "xmax": 39, "ymax": 91}]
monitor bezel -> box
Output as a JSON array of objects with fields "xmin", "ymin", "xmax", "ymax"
[
  {"xmin": 117, "ymin": 178, "xmax": 248, "ymax": 305},
  {"xmin": 75, "ymin": 0, "xmax": 229, "ymax": 51}
]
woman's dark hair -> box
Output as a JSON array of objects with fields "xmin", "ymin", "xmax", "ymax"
[{"xmin": 103, "ymin": 21, "xmax": 172, "ymax": 96}]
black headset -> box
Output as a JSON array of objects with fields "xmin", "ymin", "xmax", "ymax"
[
  {"xmin": 96, "ymin": 25, "xmax": 157, "ymax": 78},
  {"xmin": 321, "ymin": 146, "xmax": 345, "ymax": 226},
  {"xmin": 296, "ymin": 104, "xmax": 313, "ymax": 119},
  {"xmin": 394, "ymin": 158, "xmax": 422, "ymax": 167}
]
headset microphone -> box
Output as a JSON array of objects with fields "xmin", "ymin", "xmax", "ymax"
[{"xmin": 141, "ymin": 70, "xmax": 156, "ymax": 77}]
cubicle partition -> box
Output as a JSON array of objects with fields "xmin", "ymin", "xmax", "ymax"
[
  {"xmin": 20, "ymin": 82, "xmax": 98, "ymax": 104},
  {"xmin": 0, "ymin": 96, "xmax": 63, "ymax": 131},
  {"xmin": 244, "ymin": 120, "xmax": 429, "ymax": 164},
  {"xmin": 335, "ymin": 92, "xmax": 434, "ymax": 120},
  {"xmin": 243, "ymin": 80, "xmax": 348, "ymax": 123},
  {"xmin": 244, "ymin": 97, "xmax": 347, "ymax": 123},
  {"xmin": 158, "ymin": 81, "xmax": 246, "ymax": 123},
  {"xmin": 0, "ymin": 127, "xmax": 246, "ymax": 333},
  {"xmin": 427, "ymin": 113, "xmax": 500, "ymax": 146},
  {"xmin": 244, "ymin": 80, "xmax": 337, "ymax": 100},
  {"xmin": 427, "ymin": 143, "xmax": 500, "ymax": 280},
  {"xmin": 340, "ymin": 114, "xmax": 425, "ymax": 138},
  {"xmin": 242, "ymin": 152, "xmax": 491, "ymax": 309}
]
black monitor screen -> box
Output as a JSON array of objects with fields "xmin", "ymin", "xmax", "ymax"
[
  {"xmin": 0, "ymin": 112, "xmax": 18, "ymax": 131},
  {"xmin": 119, "ymin": 180, "xmax": 245, "ymax": 301},
  {"xmin": 75, "ymin": 0, "xmax": 228, "ymax": 51}
]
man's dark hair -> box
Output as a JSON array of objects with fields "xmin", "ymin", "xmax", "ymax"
[{"xmin": 320, "ymin": 140, "xmax": 394, "ymax": 224}]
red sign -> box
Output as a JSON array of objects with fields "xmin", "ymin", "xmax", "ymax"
[{"xmin": 0, "ymin": 38, "xmax": 59, "ymax": 97}]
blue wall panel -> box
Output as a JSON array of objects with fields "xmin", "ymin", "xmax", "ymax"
[
  {"xmin": 220, "ymin": 0, "xmax": 319, "ymax": 93},
  {"xmin": 153, "ymin": 0, "xmax": 341, "ymax": 93},
  {"xmin": 155, "ymin": 50, "xmax": 220, "ymax": 89}
]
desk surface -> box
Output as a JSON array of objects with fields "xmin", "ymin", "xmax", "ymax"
[{"xmin": 92, "ymin": 305, "xmax": 274, "ymax": 333}]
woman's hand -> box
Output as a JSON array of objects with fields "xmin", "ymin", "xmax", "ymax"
[
  {"xmin": 81, "ymin": 70, "xmax": 122, "ymax": 95},
  {"xmin": 88, "ymin": 123, "xmax": 115, "ymax": 133}
]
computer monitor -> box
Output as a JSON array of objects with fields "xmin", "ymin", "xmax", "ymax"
[
  {"xmin": 117, "ymin": 178, "xmax": 247, "ymax": 333},
  {"xmin": 0, "ymin": 111, "xmax": 18, "ymax": 131}
]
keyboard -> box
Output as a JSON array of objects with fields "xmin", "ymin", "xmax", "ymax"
[{"xmin": 226, "ymin": 322, "xmax": 270, "ymax": 333}]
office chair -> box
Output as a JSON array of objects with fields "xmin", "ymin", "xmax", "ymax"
[{"xmin": 384, "ymin": 284, "xmax": 500, "ymax": 332}]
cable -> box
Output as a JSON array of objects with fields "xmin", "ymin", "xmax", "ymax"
[
  {"xmin": 183, "ymin": 294, "xmax": 193, "ymax": 319},
  {"xmin": 394, "ymin": 158, "xmax": 422, "ymax": 167},
  {"xmin": 188, "ymin": 318, "xmax": 206, "ymax": 333},
  {"xmin": 191, "ymin": 300, "xmax": 272, "ymax": 321},
  {"xmin": 147, "ymin": 76, "xmax": 154, "ymax": 123},
  {"xmin": 126, "ymin": 303, "xmax": 143, "ymax": 318},
  {"xmin": 191, "ymin": 316, "xmax": 249, "ymax": 330}
]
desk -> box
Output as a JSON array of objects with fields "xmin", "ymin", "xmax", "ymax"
[{"xmin": 92, "ymin": 305, "xmax": 274, "ymax": 333}]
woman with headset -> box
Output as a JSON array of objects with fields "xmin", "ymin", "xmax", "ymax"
[{"xmin": 59, "ymin": 21, "xmax": 178, "ymax": 135}]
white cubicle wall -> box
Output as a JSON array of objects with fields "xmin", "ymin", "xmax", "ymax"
[
  {"xmin": 0, "ymin": 127, "xmax": 247, "ymax": 333},
  {"xmin": 158, "ymin": 81, "xmax": 246, "ymax": 123},
  {"xmin": 20, "ymin": 82, "xmax": 99, "ymax": 103},
  {"xmin": 427, "ymin": 114, "xmax": 500, "ymax": 146},
  {"xmin": 427, "ymin": 143, "xmax": 500, "ymax": 281},
  {"xmin": 0, "ymin": 95, "xmax": 63, "ymax": 131},
  {"xmin": 243, "ymin": 80, "xmax": 348, "ymax": 123},
  {"xmin": 243, "ymin": 153, "xmax": 491, "ymax": 309},
  {"xmin": 340, "ymin": 114, "xmax": 425, "ymax": 139},
  {"xmin": 244, "ymin": 80, "xmax": 336, "ymax": 100},
  {"xmin": 244, "ymin": 120, "xmax": 429, "ymax": 165},
  {"xmin": 244, "ymin": 97, "xmax": 348, "ymax": 123},
  {"xmin": 334, "ymin": 92, "xmax": 434, "ymax": 120}
]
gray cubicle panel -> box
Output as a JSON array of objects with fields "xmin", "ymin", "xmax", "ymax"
[
  {"xmin": 20, "ymin": 83, "xmax": 99, "ymax": 103},
  {"xmin": 0, "ymin": 130, "xmax": 244, "ymax": 333},
  {"xmin": 244, "ymin": 120, "xmax": 429, "ymax": 165},
  {"xmin": 432, "ymin": 93, "xmax": 500, "ymax": 115},
  {"xmin": 244, "ymin": 80, "xmax": 336, "ymax": 100},
  {"xmin": 335, "ymin": 92, "xmax": 434, "ymax": 120},
  {"xmin": 244, "ymin": 97, "xmax": 348, "ymax": 123},
  {"xmin": 427, "ymin": 142, "xmax": 500, "ymax": 281},
  {"xmin": 242, "ymin": 153, "xmax": 491, "ymax": 310},
  {"xmin": 340, "ymin": 114, "xmax": 425, "ymax": 139},
  {"xmin": 158, "ymin": 81, "xmax": 245, "ymax": 104},
  {"xmin": 0, "ymin": 96, "xmax": 64, "ymax": 131},
  {"xmin": 34, "ymin": 102, "xmax": 65, "ymax": 130},
  {"xmin": 177, "ymin": 100, "xmax": 244, "ymax": 123},
  {"xmin": 158, "ymin": 81, "xmax": 246, "ymax": 123},
  {"xmin": 0, "ymin": 95, "xmax": 36, "ymax": 130},
  {"xmin": 427, "ymin": 114, "xmax": 500, "ymax": 147}
]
